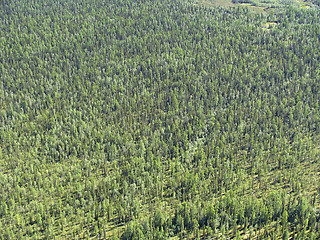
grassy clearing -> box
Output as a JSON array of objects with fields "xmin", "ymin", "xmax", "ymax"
[
  {"xmin": 242, "ymin": 4, "xmax": 268, "ymax": 12},
  {"xmin": 193, "ymin": 0, "xmax": 233, "ymax": 7},
  {"xmin": 262, "ymin": 21, "xmax": 278, "ymax": 30},
  {"xmin": 195, "ymin": 0, "xmax": 315, "ymax": 10},
  {"xmin": 196, "ymin": 0, "xmax": 271, "ymax": 12},
  {"xmin": 212, "ymin": 0, "xmax": 235, "ymax": 7}
]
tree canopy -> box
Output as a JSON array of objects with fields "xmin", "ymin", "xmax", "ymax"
[{"xmin": 1, "ymin": 0, "xmax": 320, "ymax": 239}]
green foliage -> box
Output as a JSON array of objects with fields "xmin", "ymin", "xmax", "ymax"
[{"xmin": 0, "ymin": 0, "xmax": 320, "ymax": 239}]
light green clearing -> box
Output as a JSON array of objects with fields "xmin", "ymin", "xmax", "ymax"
[{"xmin": 195, "ymin": 0, "xmax": 313, "ymax": 11}]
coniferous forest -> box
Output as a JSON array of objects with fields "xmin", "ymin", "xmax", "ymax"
[{"xmin": 1, "ymin": 0, "xmax": 320, "ymax": 239}]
